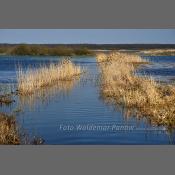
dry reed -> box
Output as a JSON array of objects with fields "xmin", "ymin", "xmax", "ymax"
[
  {"xmin": 96, "ymin": 52, "xmax": 146, "ymax": 64},
  {"xmin": 97, "ymin": 52, "xmax": 175, "ymax": 127},
  {"xmin": 17, "ymin": 59, "xmax": 83, "ymax": 95},
  {"xmin": 0, "ymin": 113, "xmax": 20, "ymax": 144}
]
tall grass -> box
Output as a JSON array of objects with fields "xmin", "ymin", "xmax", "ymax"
[
  {"xmin": 0, "ymin": 113, "xmax": 19, "ymax": 144},
  {"xmin": 97, "ymin": 52, "xmax": 175, "ymax": 127},
  {"xmin": 96, "ymin": 52, "xmax": 146, "ymax": 64},
  {"xmin": 17, "ymin": 59, "xmax": 83, "ymax": 95}
]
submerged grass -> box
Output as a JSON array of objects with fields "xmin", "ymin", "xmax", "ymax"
[
  {"xmin": 0, "ymin": 95, "xmax": 14, "ymax": 105},
  {"xmin": 17, "ymin": 59, "xmax": 84, "ymax": 95},
  {"xmin": 0, "ymin": 84, "xmax": 15, "ymax": 105},
  {"xmin": 97, "ymin": 52, "xmax": 175, "ymax": 127}
]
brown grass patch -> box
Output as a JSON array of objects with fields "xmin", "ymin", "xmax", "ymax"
[
  {"xmin": 0, "ymin": 113, "xmax": 20, "ymax": 144},
  {"xmin": 17, "ymin": 59, "xmax": 84, "ymax": 95},
  {"xmin": 97, "ymin": 52, "xmax": 175, "ymax": 127},
  {"xmin": 96, "ymin": 52, "xmax": 148, "ymax": 63}
]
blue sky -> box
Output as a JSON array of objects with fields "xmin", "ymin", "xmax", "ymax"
[{"xmin": 0, "ymin": 29, "xmax": 175, "ymax": 44}]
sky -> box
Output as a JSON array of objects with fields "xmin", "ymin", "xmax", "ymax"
[{"xmin": 0, "ymin": 29, "xmax": 175, "ymax": 44}]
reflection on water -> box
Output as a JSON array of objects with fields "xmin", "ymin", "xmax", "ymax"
[
  {"xmin": 18, "ymin": 79, "xmax": 79, "ymax": 110},
  {"xmin": 100, "ymin": 94, "xmax": 175, "ymax": 144}
]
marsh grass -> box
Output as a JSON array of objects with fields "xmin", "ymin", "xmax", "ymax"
[
  {"xmin": 0, "ymin": 113, "xmax": 20, "ymax": 144},
  {"xmin": 97, "ymin": 52, "xmax": 175, "ymax": 127},
  {"xmin": 96, "ymin": 52, "xmax": 148, "ymax": 64},
  {"xmin": 17, "ymin": 59, "xmax": 84, "ymax": 95}
]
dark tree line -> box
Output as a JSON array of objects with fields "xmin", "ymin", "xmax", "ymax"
[
  {"xmin": 0, "ymin": 44, "xmax": 92, "ymax": 56},
  {"xmin": 1, "ymin": 43, "xmax": 175, "ymax": 56}
]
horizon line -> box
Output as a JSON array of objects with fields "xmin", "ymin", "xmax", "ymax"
[{"xmin": 1, "ymin": 43, "xmax": 175, "ymax": 45}]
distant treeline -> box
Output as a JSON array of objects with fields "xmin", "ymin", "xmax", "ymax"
[
  {"xmin": 0, "ymin": 44, "xmax": 92, "ymax": 56},
  {"xmin": 1, "ymin": 44, "xmax": 175, "ymax": 56}
]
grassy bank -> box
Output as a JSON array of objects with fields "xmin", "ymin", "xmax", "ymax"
[
  {"xmin": 17, "ymin": 59, "xmax": 84, "ymax": 95},
  {"xmin": 97, "ymin": 52, "xmax": 175, "ymax": 127},
  {"xmin": 0, "ymin": 44, "xmax": 92, "ymax": 56}
]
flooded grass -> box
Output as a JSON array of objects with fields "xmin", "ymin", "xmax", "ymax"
[
  {"xmin": 0, "ymin": 112, "xmax": 20, "ymax": 144},
  {"xmin": 97, "ymin": 52, "xmax": 175, "ymax": 127},
  {"xmin": 0, "ymin": 94, "xmax": 14, "ymax": 105},
  {"xmin": 17, "ymin": 58, "xmax": 84, "ymax": 95},
  {"xmin": 0, "ymin": 111, "xmax": 45, "ymax": 145},
  {"xmin": 1, "ymin": 54, "xmax": 175, "ymax": 144},
  {"xmin": 0, "ymin": 84, "xmax": 15, "ymax": 105}
]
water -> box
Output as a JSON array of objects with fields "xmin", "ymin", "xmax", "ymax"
[
  {"xmin": 139, "ymin": 56, "xmax": 175, "ymax": 83},
  {"xmin": 0, "ymin": 55, "xmax": 175, "ymax": 144}
]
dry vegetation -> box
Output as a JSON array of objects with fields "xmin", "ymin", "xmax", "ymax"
[
  {"xmin": 97, "ymin": 52, "xmax": 175, "ymax": 127},
  {"xmin": 0, "ymin": 95, "xmax": 14, "ymax": 105},
  {"xmin": 0, "ymin": 113, "xmax": 20, "ymax": 144},
  {"xmin": 142, "ymin": 49, "xmax": 175, "ymax": 56},
  {"xmin": 0, "ymin": 112, "xmax": 45, "ymax": 145},
  {"xmin": 96, "ymin": 52, "xmax": 148, "ymax": 64},
  {"xmin": 17, "ymin": 59, "xmax": 84, "ymax": 95}
]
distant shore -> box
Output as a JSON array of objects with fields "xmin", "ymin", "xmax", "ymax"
[
  {"xmin": 0, "ymin": 44, "xmax": 93, "ymax": 56},
  {"xmin": 1, "ymin": 44, "xmax": 175, "ymax": 56}
]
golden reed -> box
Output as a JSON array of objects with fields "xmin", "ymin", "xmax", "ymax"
[
  {"xmin": 0, "ymin": 113, "xmax": 19, "ymax": 144},
  {"xmin": 17, "ymin": 59, "xmax": 83, "ymax": 95},
  {"xmin": 97, "ymin": 52, "xmax": 175, "ymax": 127}
]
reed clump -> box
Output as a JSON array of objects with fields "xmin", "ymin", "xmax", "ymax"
[
  {"xmin": 17, "ymin": 59, "xmax": 83, "ymax": 95},
  {"xmin": 0, "ymin": 113, "xmax": 20, "ymax": 144},
  {"xmin": 98, "ymin": 52, "xmax": 175, "ymax": 127},
  {"xmin": 0, "ymin": 95, "xmax": 14, "ymax": 105},
  {"xmin": 96, "ymin": 52, "xmax": 147, "ymax": 64}
]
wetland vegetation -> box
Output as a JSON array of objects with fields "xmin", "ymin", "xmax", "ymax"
[
  {"xmin": 17, "ymin": 58, "xmax": 83, "ymax": 95},
  {"xmin": 1, "ymin": 48, "xmax": 175, "ymax": 144},
  {"xmin": 97, "ymin": 52, "xmax": 175, "ymax": 128}
]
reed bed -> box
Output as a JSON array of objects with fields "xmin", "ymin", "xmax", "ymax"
[
  {"xmin": 17, "ymin": 59, "xmax": 83, "ymax": 95},
  {"xmin": 97, "ymin": 52, "xmax": 175, "ymax": 127},
  {"xmin": 96, "ymin": 52, "xmax": 146, "ymax": 64},
  {"xmin": 0, "ymin": 113, "xmax": 20, "ymax": 144}
]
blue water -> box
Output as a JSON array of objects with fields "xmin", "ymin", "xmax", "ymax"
[
  {"xmin": 0, "ymin": 55, "xmax": 175, "ymax": 145},
  {"xmin": 139, "ymin": 56, "xmax": 175, "ymax": 82}
]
